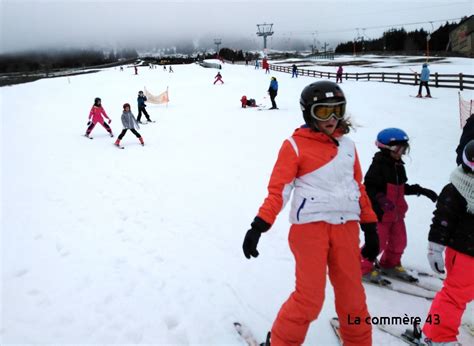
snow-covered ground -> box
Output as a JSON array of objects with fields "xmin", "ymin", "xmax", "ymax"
[{"xmin": 1, "ymin": 56, "xmax": 473, "ymax": 345}]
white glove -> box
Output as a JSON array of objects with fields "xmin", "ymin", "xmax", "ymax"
[{"xmin": 427, "ymin": 242, "xmax": 446, "ymax": 274}]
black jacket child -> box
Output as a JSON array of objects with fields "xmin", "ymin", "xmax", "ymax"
[
  {"xmin": 428, "ymin": 171, "xmax": 474, "ymax": 257},
  {"xmin": 364, "ymin": 150, "xmax": 437, "ymax": 221}
]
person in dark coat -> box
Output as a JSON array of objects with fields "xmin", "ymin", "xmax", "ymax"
[
  {"xmin": 268, "ymin": 77, "xmax": 278, "ymax": 109},
  {"xmin": 456, "ymin": 113, "xmax": 474, "ymax": 165},
  {"xmin": 137, "ymin": 90, "xmax": 153, "ymax": 124},
  {"xmin": 292, "ymin": 64, "xmax": 298, "ymax": 78},
  {"xmin": 360, "ymin": 128, "xmax": 438, "ymax": 284},
  {"xmin": 422, "ymin": 140, "xmax": 474, "ymax": 344}
]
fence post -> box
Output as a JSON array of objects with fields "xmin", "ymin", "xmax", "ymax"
[
  {"xmin": 414, "ymin": 73, "xmax": 418, "ymax": 85},
  {"xmin": 460, "ymin": 73, "xmax": 464, "ymax": 90},
  {"xmin": 328, "ymin": 72, "xmax": 330, "ymax": 79},
  {"xmin": 312, "ymin": 71, "xmax": 315, "ymax": 77},
  {"xmin": 368, "ymin": 73, "xmax": 370, "ymax": 81},
  {"xmin": 397, "ymin": 73, "xmax": 400, "ymax": 83},
  {"xmin": 356, "ymin": 73, "xmax": 359, "ymax": 81},
  {"xmin": 320, "ymin": 72, "xmax": 322, "ymax": 78},
  {"xmin": 435, "ymin": 73, "xmax": 438, "ymax": 87},
  {"xmin": 345, "ymin": 73, "xmax": 347, "ymax": 81},
  {"xmin": 382, "ymin": 73, "xmax": 385, "ymax": 82}
]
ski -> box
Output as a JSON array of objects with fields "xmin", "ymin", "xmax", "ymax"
[
  {"xmin": 463, "ymin": 323, "xmax": 474, "ymax": 336},
  {"xmin": 83, "ymin": 134, "xmax": 93, "ymax": 139},
  {"xmin": 409, "ymin": 95, "xmax": 437, "ymax": 99},
  {"xmin": 363, "ymin": 279, "xmax": 436, "ymax": 300},
  {"xmin": 233, "ymin": 322, "xmax": 268, "ymax": 346},
  {"xmin": 114, "ymin": 144, "xmax": 125, "ymax": 149},
  {"xmin": 380, "ymin": 274, "xmax": 441, "ymax": 293},
  {"xmin": 403, "ymin": 266, "xmax": 445, "ymax": 281},
  {"xmin": 329, "ymin": 317, "xmax": 343, "ymax": 345},
  {"xmin": 377, "ymin": 320, "xmax": 429, "ymax": 346},
  {"xmin": 377, "ymin": 324, "xmax": 425, "ymax": 345}
]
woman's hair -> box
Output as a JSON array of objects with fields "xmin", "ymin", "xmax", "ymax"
[{"xmin": 337, "ymin": 117, "xmax": 353, "ymax": 134}]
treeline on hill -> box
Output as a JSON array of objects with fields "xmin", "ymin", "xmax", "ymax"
[
  {"xmin": 0, "ymin": 48, "xmax": 138, "ymax": 73},
  {"xmin": 335, "ymin": 21, "xmax": 458, "ymax": 54},
  {"xmin": 218, "ymin": 48, "xmax": 259, "ymax": 62}
]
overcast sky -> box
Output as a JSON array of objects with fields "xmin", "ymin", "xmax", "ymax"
[{"xmin": 0, "ymin": 0, "xmax": 472, "ymax": 54}]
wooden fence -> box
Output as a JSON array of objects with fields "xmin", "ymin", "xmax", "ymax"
[{"xmin": 270, "ymin": 64, "xmax": 474, "ymax": 90}]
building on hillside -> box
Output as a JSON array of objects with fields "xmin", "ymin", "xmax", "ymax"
[{"xmin": 449, "ymin": 15, "xmax": 474, "ymax": 57}]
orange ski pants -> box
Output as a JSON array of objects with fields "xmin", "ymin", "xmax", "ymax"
[{"xmin": 271, "ymin": 221, "xmax": 372, "ymax": 346}]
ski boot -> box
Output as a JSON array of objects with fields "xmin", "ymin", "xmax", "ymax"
[
  {"xmin": 362, "ymin": 269, "xmax": 391, "ymax": 286},
  {"xmin": 425, "ymin": 94, "xmax": 432, "ymax": 98},
  {"xmin": 262, "ymin": 331, "xmax": 271, "ymax": 346},
  {"xmin": 381, "ymin": 265, "xmax": 419, "ymax": 283},
  {"xmin": 416, "ymin": 94, "xmax": 422, "ymax": 98}
]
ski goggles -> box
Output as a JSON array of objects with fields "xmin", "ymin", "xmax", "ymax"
[
  {"xmin": 463, "ymin": 151, "xmax": 474, "ymax": 171},
  {"xmin": 310, "ymin": 101, "xmax": 346, "ymax": 121},
  {"xmin": 376, "ymin": 141, "xmax": 409, "ymax": 155}
]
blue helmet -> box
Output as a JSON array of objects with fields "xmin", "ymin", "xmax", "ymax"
[{"xmin": 376, "ymin": 128, "xmax": 409, "ymax": 148}]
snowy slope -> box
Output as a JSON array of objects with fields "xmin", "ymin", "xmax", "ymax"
[{"xmin": 1, "ymin": 57, "xmax": 473, "ymax": 345}]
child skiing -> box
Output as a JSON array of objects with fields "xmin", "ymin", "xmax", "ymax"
[
  {"xmin": 214, "ymin": 72, "xmax": 224, "ymax": 84},
  {"xmin": 242, "ymin": 80, "xmax": 380, "ymax": 346},
  {"xmin": 267, "ymin": 76, "xmax": 278, "ymax": 109},
  {"xmin": 360, "ymin": 128, "xmax": 438, "ymax": 284},
  {"xmin": 84, "ymin": 97, "xmax": 113, "ymax": 138},
  {"xmin": 137, "ymin": 90, "xmax": 154, "ymax": 124},
  {"xmin": 240, "ymin": 95, "xmax": 257, "ymax": 108},
  {"xmin": 422, "ymin": 140, "xmax": 474, "ymax": 345},
  {"xmin": 114, "ymin": 103, "xmax": 144, "ymax": 148}
]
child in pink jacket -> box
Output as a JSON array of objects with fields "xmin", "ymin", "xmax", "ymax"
[{"xmin": 85, "ymin": 97, "xmax": 113, "ymax": 138}]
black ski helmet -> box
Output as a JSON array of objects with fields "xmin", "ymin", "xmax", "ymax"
[
  {"xmin": 300, "ymin": 80, "xmax": 346, "ymax": 131},
  {"xmin": 462, "ymin": 139, "xmax": 474, "ymax": 173},
  {"xmin": 94, "ymin": 97, "xmax": 101, "ymax": 104}
]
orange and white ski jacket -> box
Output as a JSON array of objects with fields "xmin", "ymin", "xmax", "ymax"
[{"xmin": 257, "ymin": 126, "xmax": 377, "ymax": 226}]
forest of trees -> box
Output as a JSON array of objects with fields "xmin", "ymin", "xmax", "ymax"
[
  {"xmin": 335, "ymin": 21, "xmax": 460, "ymax": 54},
  {"xmin": 0, "ymin": 48, "xmax": 138, "ymax": 73}
]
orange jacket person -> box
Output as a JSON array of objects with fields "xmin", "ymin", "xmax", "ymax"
[{"xmin": 242, "ymin": 80, "xmax": 379, "ymax": 346}]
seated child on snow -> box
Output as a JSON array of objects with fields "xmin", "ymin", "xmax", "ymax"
[{"xmin": 240, "ymin": 95, "xmax": 257, "ymax": 108}]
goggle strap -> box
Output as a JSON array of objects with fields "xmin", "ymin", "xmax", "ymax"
[{"xmin": 463, "ymin": 151, "xmax": 474, "ymax": 170}]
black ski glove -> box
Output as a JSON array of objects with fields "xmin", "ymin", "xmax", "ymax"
[
  {"xmin": 242, "ymin": 216, "xmax": 271, "ymax": 259},
  {"xmin": 419, "ymin": 188, "xmax": 438, "ymax": 203},
  {"xmin": 87, "ymin": 120, "xmax": 92, "ymax": 126},
  {"xmin": 360, "ymin": 223, "xmax": 379, "ymax": 262}
]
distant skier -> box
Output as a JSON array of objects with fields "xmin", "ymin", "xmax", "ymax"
[
  {"xmin": 416, "ymin": 63, "xmax": 431, "ymax": 98},
  {"xmin": 422, "ymin": 140, "xmax": 474, "ymax": 345},
  {"xmin": 169, "ymin": 66, "xmax": 174, "ymax": 73},
  {"xmin": 242, "ymin": 81, "xmax": 379, "ymax": 346},
  {"xmin": 137, "ymin": 90, "xmax": 153, "ymax": 124},
  {"xmin": 336, "ymin": 65, "xmax": 343, "ymax": 83},
  {"xmin": 120, "ymin": 66, "xmax": 124, "ymax": 72},
  {"xmin": 267, "ymin": 76, "xmax": 278, "ymax": 109},
  {"xmin": 114, "ymin": 103, "xmax": 144, "ymax": 148},
  {"xmin": 360, "ymin": 128, "xmax": 438, "ymax": 284},
  {"xmin": 262, "ymin": 58, "xmax": 270, "ymax": 74},
  {"xmin": 214, "ymin": 72, "xmax": 224, "ymax": 84},
  {"xmin": 255, "ymin": 59, "xmax": 259, "ymax": 69},
  {"xmin": 163, "ymin": 65, "xmax": 167, "ymax": 71},
  {"xmin": 292, "ymin": 64, "xmax": 298, "ymax": 78},
  {"xmin": 84, "ymin": 97, "xmax": 113, "ymax": 138},
  {"xmin": 134, "ymin": 66, "xmax": 138, "ymax": 75}
]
